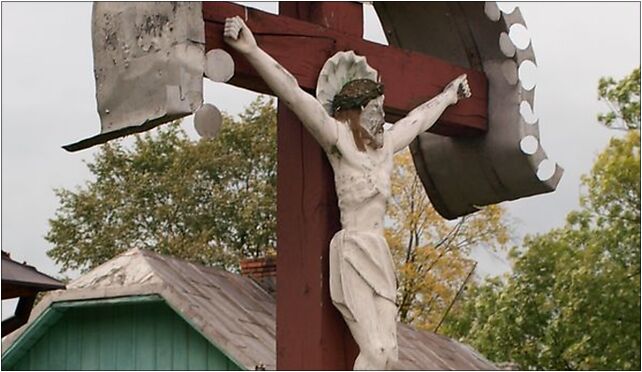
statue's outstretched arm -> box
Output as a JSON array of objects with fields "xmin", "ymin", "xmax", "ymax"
[
  {"xmin": 224, "ymin": 16, "xmax": 337, "ymax": 149},
  {"xmin": 388, "ymin": 75, "xmax": 471, "ymax": 153}
]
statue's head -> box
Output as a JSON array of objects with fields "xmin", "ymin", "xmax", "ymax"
[{"xmin": 332, "ymin": 79, "xmax": 385, "ymax": 151}]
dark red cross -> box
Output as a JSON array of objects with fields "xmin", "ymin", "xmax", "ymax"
[{"xmin": 203, "ymin": 2, "xmax": 488, "ymax": 369}]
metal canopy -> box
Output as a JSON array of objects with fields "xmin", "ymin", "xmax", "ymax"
[
  {"xmin": 63, "ymin": 2, "xmax": 205, "ymax": 152},
  {"xmin": 375, "ymin": 2, "xmax": 563, "ymax": 219}
]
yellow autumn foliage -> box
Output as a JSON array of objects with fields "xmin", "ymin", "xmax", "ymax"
[{"xmin": 385, "ymin": 148, "xmax": 511, "ymax": 331}]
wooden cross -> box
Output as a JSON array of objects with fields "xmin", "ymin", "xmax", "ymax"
[{"xmin": 204, "ymin": 2, "xmax": 488, "ymax": 369}]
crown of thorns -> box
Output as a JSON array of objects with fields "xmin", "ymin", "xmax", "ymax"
[{"xmin": 331, "ymin": 79, "xmax": 384, "ymax": 113}]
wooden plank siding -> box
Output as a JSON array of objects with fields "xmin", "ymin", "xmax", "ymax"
[{"xmin": 4, "ymin": 300, "xmax": 241, "ymax": 370}]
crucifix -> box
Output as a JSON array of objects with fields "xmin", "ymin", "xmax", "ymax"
[
  {"xmin": 223, "ymin": 10, "xmax": 473, "ymax": 368},
  {"xmin": 204, "ymin": 3, "xmax": 485, "ymax": 369},
  {"xmin": 69, "ymin": 1, "xmax": 562, "ymax": 370}
]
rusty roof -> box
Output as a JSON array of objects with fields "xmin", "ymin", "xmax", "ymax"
[
  {"xmin": 2, "ymin": 248, "xmax": 496, "ymax": 370},
  {"xmin": 1, "ymin": 251, "xmax": 65, "ymax": 299}
]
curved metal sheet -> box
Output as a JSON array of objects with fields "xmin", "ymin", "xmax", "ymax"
[
  {"xmin": 374, "ymin": 1, "xmax": 563, "ymax": 219},
  {"xmin": 64, "ymin": 2, "xmax": 205, "ymax": 152}
]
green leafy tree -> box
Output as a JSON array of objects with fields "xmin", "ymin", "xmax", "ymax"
[
  {"xmin": 385, "ymin": 149, "xmax": 511, "ymax": 331},
  {"xmin": 442, "ymin": 130, "xmax": 641, "ymax": 370},
  {"xmin": 47, "ymin": 97, "xmax": 276, "ymax": 273},
  {"xmin": 598, "ymin": 67, "xmax": 640, "ymax": 130}
]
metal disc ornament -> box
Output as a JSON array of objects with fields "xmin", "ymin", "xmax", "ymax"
[
  {"xmin": 194, "ymin": 104, "xmax": 222, "ymax": 139},
  {"xmin": 204, "ymin": 49, "xmax": 235, "ymax": 83}
]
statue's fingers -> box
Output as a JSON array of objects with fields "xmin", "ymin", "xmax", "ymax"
[
  {"xmin": 226, "ymin": 24, "xmax": 239, "ymax": 34},
  {"xmin": 223, "ymin": 24, "xmax": 235, "ymax": 35},
  {"xmin": 225, "ymin": 17, "xmax": 238, "ymax": 28},
  {"xmin": 234, "ymin": 19, "xmax": 246, "ymax": 36},
  {"xmin": 225, "ymin": 24, "xmax": 241, "ymax": 39},
  {"xmin": 234, "ymin": 16, "xmax": 248, "ymax": 29},
  {"xmin": 224, "ymin": 21, "xmax": 238, "ymax": 37},
  {"xmin": 224, "ymin": 28, "xmax": 240, "ymax": 40},
  {"xmin": 225, "ymin": 19, "xmax": 237, "ymax": 30},
  {"xmin": 231, "ymin": 16, "xmax": 246, "ymax": 35}
]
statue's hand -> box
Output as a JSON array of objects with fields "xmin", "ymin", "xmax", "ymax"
[
  {"xmin": 223, "ymin": 16, "xmax": 257, "ymax": 55},
  {"xmin": 444, "ymin": 74, "xmax": 472, "ymax": 105}
]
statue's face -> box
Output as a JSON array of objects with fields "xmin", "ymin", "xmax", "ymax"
[{"xmin": 360, "ymin": 95, "xmax": 385, "ymax": 149}]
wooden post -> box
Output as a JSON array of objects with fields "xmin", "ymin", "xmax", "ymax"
[{"xmin": 276, "ymin": 3, "xmax": 361, "ymax": 370}]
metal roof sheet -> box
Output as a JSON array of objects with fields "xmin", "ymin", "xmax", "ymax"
[
  {"xmin": 2, "ymin": 248, "xmax": 496, "ymax": 370},
  {"xmin": 1, "ymin": 251, "xmax": 65, "ymax": 299}
]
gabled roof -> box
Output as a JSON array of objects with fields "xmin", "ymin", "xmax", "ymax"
[
  {"xmin": 2, "ymin": 248, "xmax": 496, "ymax": 370},
  {"xmin": 1, "ymin": 251, "xmax": 65, "ymax": 299}
]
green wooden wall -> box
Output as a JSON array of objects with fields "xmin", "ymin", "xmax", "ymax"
[{"xmin": 4, "ymin": 299, "xmax": 242, "ymax": 370}]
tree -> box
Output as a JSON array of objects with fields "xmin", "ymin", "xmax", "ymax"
[
  {"xmin": 385, "ymin": 149, "xmax": 511, "ymax": 331},
  {"xmin": 47, "ymin": 96, "xmax": 277, "ymax": 273},
  {"xmin": 442, "ymin": 130, "xmax": 641, "ymax": 370},
  {"xmin": 597, "ymin": 67, "xmax": 640, "ymax": 130}
]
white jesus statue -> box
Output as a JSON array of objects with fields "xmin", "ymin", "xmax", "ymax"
[{"xmin": 224, "ymin": 16, "xmax": 471, "ymax": 370}]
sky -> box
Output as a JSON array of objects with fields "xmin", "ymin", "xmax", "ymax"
[{"xmin": 1, "ymin": 2, "xmax": 640, "ymax": 319}]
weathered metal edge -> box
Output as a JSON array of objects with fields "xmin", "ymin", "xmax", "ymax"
[{"xmin": 62, "ymin": 113, "xmax": 188, "ymax": 152}]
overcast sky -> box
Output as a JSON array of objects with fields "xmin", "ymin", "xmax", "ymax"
[{"xmin": 1, "ymin": 2, "xmax": 640, "ymax": 319}]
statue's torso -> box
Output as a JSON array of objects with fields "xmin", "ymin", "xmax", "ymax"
[
  {"xmin": 325, "ymin": 121, "xmax": 398, "ymax": 317},
  {"xmin": 326, "ymin": 121, "xmax": 393, "ymax": 233}
]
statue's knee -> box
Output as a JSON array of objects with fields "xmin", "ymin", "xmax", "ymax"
[
  {"xmin": 371, "ymin": 351, "xmax": 388, "ymax": 368},
  {"xmin": 366, "ymin": 341, "xmax": 395, "ymax": 365},
  {"xmin": 384, "ymin": 344, "xmax": 398, "ymax": 366},
  {"xmin": 378, "ymin": 340, "xmax": 398, "ymax": 366},
  {"xmin": 355, "ymin": 341, "xmax": 397, "ymax": 370}
]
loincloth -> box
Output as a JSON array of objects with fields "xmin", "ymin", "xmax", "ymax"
[{"xmin": 329, "ymin": 229, "xmax": 397, "ymax": 323}]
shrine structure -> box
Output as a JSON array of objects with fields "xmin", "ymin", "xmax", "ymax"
[{"xmin": 64, "ymin": 2, "xmax": 562, "ymax": 370}]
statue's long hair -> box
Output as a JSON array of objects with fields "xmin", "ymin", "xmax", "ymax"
[
  {"xmin": 331, "ymin": 79, "xmax": 383, "ymax": 152},
  {"xmin": 334, "ymin": 108, "xmax": 366, "ymax": 152}
]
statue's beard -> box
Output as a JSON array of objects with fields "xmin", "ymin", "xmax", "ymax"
[{"xmin": 360, "ymin": 109, "xmax": 384, "ymax": 149}]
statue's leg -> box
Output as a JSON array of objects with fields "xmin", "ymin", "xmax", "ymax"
[
  {"xmin": 374, "ymin": 295, "xmax": 399, "ymax": 368},
  {"xmin": 338, "ymin": 263, "xmax": 397, "ymax": 370}
]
